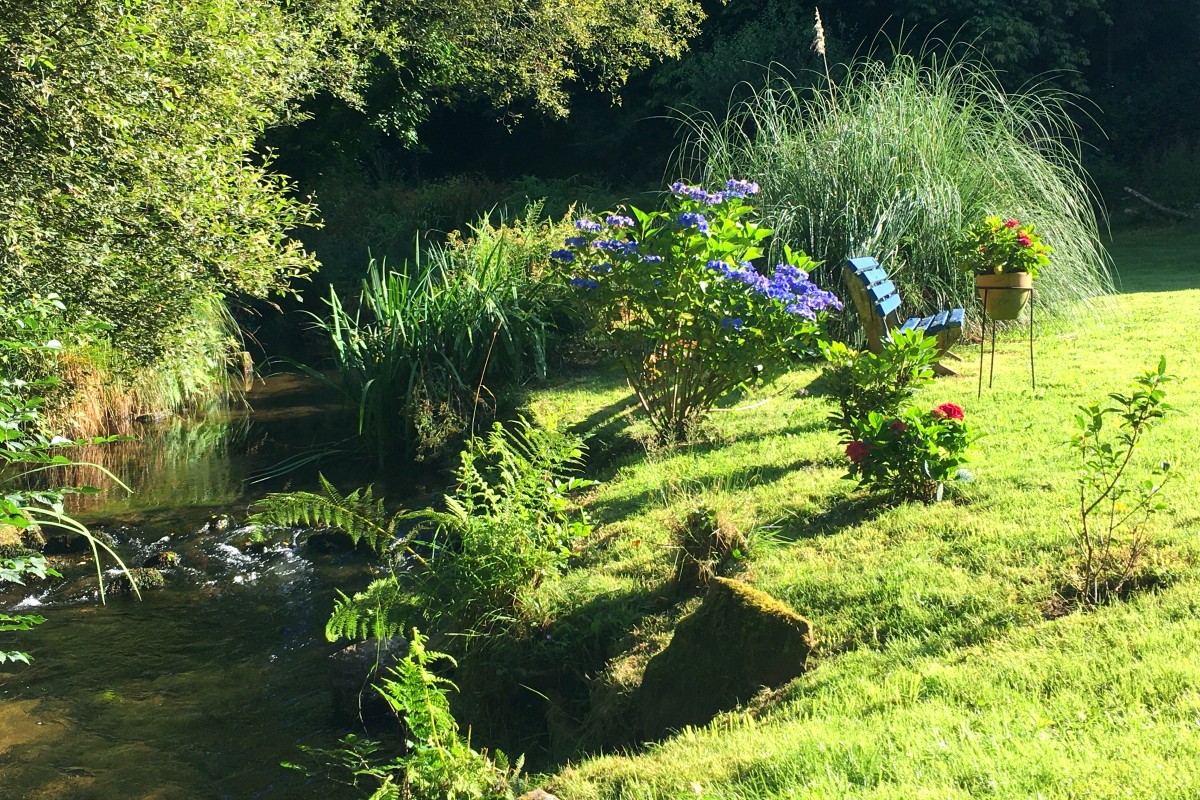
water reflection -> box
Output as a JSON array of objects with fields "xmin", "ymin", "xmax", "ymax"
[{"xmin": 0, "ymin": 372, "xmax": 389, "ymax": 800}]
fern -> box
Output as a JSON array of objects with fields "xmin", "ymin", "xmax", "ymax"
[
  {"xmin": 250, "ymin": 474, "xmax": 413, "ymax": 553},
  {"xmin": 325, "ymin": 576, "xmax": 411, "ymax": 643},
  {"xmin": 375, "ymin": 628, "xmax": 460, "ymax": 744}
]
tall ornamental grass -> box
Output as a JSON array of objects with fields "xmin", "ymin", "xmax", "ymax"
[
  {"xmin": 683, "ymin": 51, "xmax": 1113, "ymax": 326},
  {"xmin": 307, "ymin": 206, "xmax": 570, "ymax": 461}
]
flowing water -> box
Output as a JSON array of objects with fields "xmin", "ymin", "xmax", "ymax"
[{"xmin": 0, "ymin": 375, "xmax": 405, "ymax": 800}]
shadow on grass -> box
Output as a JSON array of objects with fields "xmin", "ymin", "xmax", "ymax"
[
  {"xmin": 772, "ymin": 492, "xmax": 892, "ymax": 542},
  {"xmin": 1107, "ymin": 222, "xmax": 1200, "ymax": 294},
  {"xmin": 589, "ymin": 456, "xmax": 840, "ymax": 525}
]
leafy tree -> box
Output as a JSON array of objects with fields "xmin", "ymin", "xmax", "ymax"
[
  {"xmin": 0, "ymin": 0, "xmax": 321, "ymax": 375},
  {"xmin": 0, "ymin": 0, "xmax": 706, "ymax": 412}
]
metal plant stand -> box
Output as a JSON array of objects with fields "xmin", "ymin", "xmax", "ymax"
[{"xmin": 977, "ymin": 286, "xmax": 1035, "ymax": 398}]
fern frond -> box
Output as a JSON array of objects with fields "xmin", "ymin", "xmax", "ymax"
[
  {"xmin": 249, "ymin": 474, "xmax": 409, "ymax": 553},
  {"xmin": 325, "ymin": 576, "xmax": 410, "ymax": 643},
  {"xmin": 366, "ymin": 776, "xmax": 402, "ymax": 800}
]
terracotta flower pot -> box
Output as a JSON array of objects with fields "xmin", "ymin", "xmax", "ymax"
[{"xmin": 975, "ymin": 272, "xmax": 1032, "ymax": 320}]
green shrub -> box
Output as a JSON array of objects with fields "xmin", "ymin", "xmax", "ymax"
[
  {"xmin": 686, "ymin": 47, "xmax": 1113, "ymax": 329},
  {"xmin": 1068, "ymin": 358, "xmax": 1179, "ymax": 607},
  {"xmin": 819, "ymin": 329, "xmax": 938, "ymax": 434},
  {"xmin": 842, "ymin": 402, "xmax": 973, "ymax": 504}
]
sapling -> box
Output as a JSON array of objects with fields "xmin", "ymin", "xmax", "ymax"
[{"xmin": 1070, "ymin": 357, "xmax": 1178, "ymax": 607}]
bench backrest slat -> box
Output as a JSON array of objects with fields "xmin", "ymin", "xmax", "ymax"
[
  {"xmin": 875, "ymin": 293, "xmax": 902, "ymax": 318},
  {"xmin": 866, "ymin": 280, "xmax": 897, "ymax": 303}
]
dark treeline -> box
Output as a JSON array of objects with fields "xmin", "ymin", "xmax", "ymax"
[{"xmin": 272, "ymin": 0, "xmax": 1200, "ymax": 271}]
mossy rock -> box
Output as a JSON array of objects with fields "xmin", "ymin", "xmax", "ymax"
[
  {"xmin": 104, "ymin": 568, "xmax": 167, "ymax": 596},
  {"xmin": 0, "ymin": 522, "xmax": 46, "ymax": 559},
  {"xmin": 635, "ymin": 578, "xmax": 815, "ymax": 740},
  {"xmin": 142, "ymin": 550, "xmax": 181, "ymax": 569},
  {"xmin": 42, "ymin": 527, "xmax": 114, "ymax": 555}
]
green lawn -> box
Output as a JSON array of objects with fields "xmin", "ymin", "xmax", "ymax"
[{"xmin": 519, "ymin": 221, "xmax": 1200, "ymax": 799}]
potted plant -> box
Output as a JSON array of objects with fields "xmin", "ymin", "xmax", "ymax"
[{"xmin": 956, "ymin": 216, "xmax": 1052, "ymax": 320}]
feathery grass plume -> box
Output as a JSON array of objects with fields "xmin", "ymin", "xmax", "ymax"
[
  {"xmin": 813, "ymin": 8, "xmax": 831, "ymax": 88},
  {"xmin": 681, "ymin": 41, "xmax": 1113, "ymax": 336}
]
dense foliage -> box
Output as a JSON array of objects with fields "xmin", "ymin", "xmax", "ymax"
[
  {"xmin": 0, "ymin": 0, "xmax": 320, "ymax": 377},
  {"xmin": 0, "ymin": 295, "xmax": 130, "ymax": 663},
  {"xmin": 0, "ymin": 0, "xmax": 706, "ymax": 422}
]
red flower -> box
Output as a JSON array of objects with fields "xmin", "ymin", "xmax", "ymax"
[
  {"xmin": 845, "ymin": 440, "xmax": 872, "ymax": 463},
  {"xmin": 1004, "ymin": 219, "xmax": 1020, "ymax": 228},
  {"xmin": 889, "ymin": 420, "xmax": 909, "ymax": 432},
  {"xmin": 931, "ymin": 402, "xmax": 964, "ymax": 421},
  {"xmin": 1017, "ymin": 234, "xmax": 1032, "ymax": 247}
]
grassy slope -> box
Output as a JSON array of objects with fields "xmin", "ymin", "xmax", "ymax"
[{"xmin": 524, "ymin": 222, "xmax": 1200, "ymax": 799}]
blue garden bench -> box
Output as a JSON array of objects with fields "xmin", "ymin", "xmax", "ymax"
[{"xmin": 843, "ymin": 256, "xmax": 965, "ymax": 374}]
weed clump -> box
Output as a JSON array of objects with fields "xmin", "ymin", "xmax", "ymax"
[{"xmin": 670, "ymin": 503, "xmax": 746, "ymax": 590}]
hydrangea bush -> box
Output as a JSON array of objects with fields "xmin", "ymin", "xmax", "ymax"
[
  {"xmin": 843, "ymin": 402, "xmax": 972, "ymax": 503},
  {"xmin": 554, "ymin": 180, "xmax": 841, "ymax": 440}
]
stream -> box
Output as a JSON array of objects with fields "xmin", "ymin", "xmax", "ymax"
[{"xmin": 0, "ymin": 374, "xmax": 407, "ymax": 800}]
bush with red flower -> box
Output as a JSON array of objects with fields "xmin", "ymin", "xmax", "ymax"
[
  {"xmin": 842, "ymin": 403, "xmax": 973, "ymax": 503},
  {"xmin": 956, "ymin": 215, "xmax": 1052, "ymax": 279}
]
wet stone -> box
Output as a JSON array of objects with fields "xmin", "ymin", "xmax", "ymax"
[{"xmin": 104, "ymin": 568, "xmax": 167, "ymax": 596}]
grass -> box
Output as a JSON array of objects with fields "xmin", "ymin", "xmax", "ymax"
[{"xmin": 510, "ymin": 221, "xmax": 1200, "ymax": 797}]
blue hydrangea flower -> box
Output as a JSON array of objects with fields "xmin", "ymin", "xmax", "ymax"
[
  {"xmin": 723, "ymin": 179, "xmax": 761, "ymax": 198},
  {"xmin": 593, "ymin": 239, "xmax": 638, "ymax": 255},
  {"xmin": 671, "ymin": 181, "xmax": 701, "ymax": 200},
  {"xmin": 574, "ymin": 219, "xmax": 603, "ymax": 233},
  {"xmin": 550, "ymin": 249, "xmax": 575, "ymax": 262},
  {"xmin": 677, "ymin": 212, "xmax": 709, "ymax": 235},
  {"xmin": 564, "ymin": 236, "xmax": 587, "ymax": 247},
  {"xmin": 606, "ymin": 215, "xmax": 635, "ymax": 228},
  {"xmin": 641, "ymin": 255, "xmax": 664, "ymax": 263},
  {"xmin": 720, "ymin": 317, "xmax": 745, "ymax": 330},
  {"xmin": 589, "ymin": 263, "xmax": 613, "ymax": 274},
  {"xmin": 569, "ymin": 277, "xmax": 600, "ymax": 289}
]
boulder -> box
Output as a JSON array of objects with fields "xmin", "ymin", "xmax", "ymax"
[{"xmin": 635, "ymin": 578, "xmax": 815, "ymax": 740}]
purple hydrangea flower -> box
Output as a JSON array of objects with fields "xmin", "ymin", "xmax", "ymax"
[
  {"xmin": 574, "ymin": 219, "xmax": 603, "ymax": 233},
  {"xmin": 641, "ymin": 255, "xmax": 664, "ymax": 263},
  {"xmin": 550, "ymin": 249, "xmax": 575, "ymax": 262},
  {"xmin": 569, "ymin": 277, "xmax": 600, "ymax": 289},
  {"xmin": 564, "ymin": 236, "xmax": 587, "ymax": 247},
  {"xmin": 606, "ymin": 214, "xmax": 635, "ymax": 228}
]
